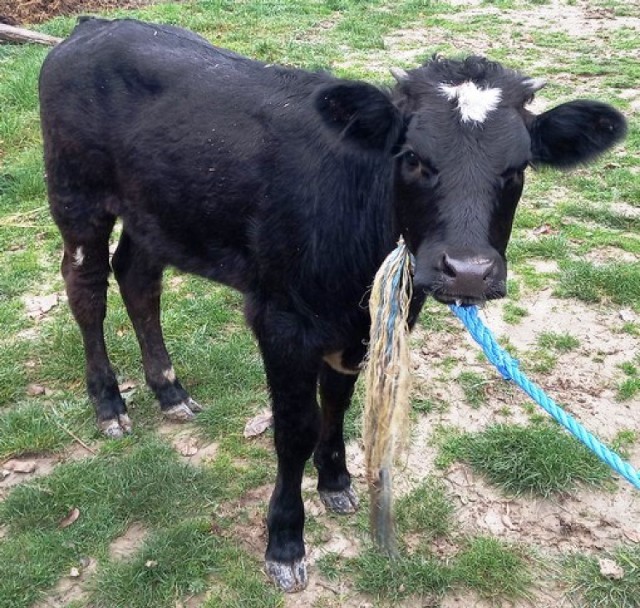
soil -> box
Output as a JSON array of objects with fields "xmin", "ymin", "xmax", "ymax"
[{"xmin": 0, "ymin": 0, "xmax": 160, "ymax": 26}]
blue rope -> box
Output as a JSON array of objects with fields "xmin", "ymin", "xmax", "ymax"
[{"xmin": 450, "ymin": 304, "xmax": 640, "ymax": 491}]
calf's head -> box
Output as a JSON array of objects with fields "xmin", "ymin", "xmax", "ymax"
[{"xmin": 316, "ymin": 56, "xmax": 626, "ymax": 305}]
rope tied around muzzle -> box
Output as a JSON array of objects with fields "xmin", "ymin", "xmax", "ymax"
[{"xmin": 364, "ymin": 239, "xmax": 413, "ymax": 554}]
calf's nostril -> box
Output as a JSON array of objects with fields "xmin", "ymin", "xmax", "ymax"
[
  {"xmin": 441, "ymin": 254, "xmax": 458, "ymax": 278},
  {"xmin": 482, "ymin": 260, "xmax": 496, "ymax": 280}
]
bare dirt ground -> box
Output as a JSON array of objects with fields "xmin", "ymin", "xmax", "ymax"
[{"xmin": 0, "ymin": 0, "xmax": 160, "ymax": 26}]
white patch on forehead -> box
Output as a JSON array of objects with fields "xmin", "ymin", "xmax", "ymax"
[
  {"xmin": 73, "ymin": 246, "xmax": 84, "ymax": 267},
  {"xmin": 439, "ymin": 81, "xmax": 502, "ymax": 124}
]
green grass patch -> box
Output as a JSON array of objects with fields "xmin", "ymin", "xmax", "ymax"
[
  {"xmin": 564, "ymin": 545, "xmax": 640, "ymax": 608},
  {"xmin": 507, "ymin": 234, "xmax": 571, "ymax": 264},
  {"xmin": 457, "ymin": 371, "xmax": 490, "ymax": 408},
  {"xmin": 91, "ymin": 519, "xmax": 282, "ymax": 608},
  {"xmin": 452, "ymin": 536, "xmax": 532, "ymax": 601},
  {"xmin": 561, "ymin": 202, "xmax": 640, "ymax": 233},
  {"xmin": 616, "ymin": 359, "xmax": 640, "ymax": 401},
  {"xmin": 395, "ymin": 476, "xmax": 454, "ymax": 542},
  {"xmin": 525, "ymin": 348, "xmax": 558, "ymax": 374},
  {"xmin": 439, "ymin": 423, "xmax": 612, "ymax": 496},
  {"xmin": 617, "ymin": 378, "xmax": 640, "ymax": 402},
  {"xmin": 319, "ymin": 535, "xmax": 531, "ymax": 603},
  {"xmin": 331, "ymin": 548, "xmax": 454, "ymax": 602},
  {"xmin": 537, "ymin": 331, "xmax": 580, "ymax": 353},
  {"xmin": 0, "ymin": 439, "xmax": 272, "ymax": 608},
  {"xmin": 503, "ymin": 302, "xmax": 529, "ymax": 325},
  {"xmin": 0, "ymin": 400, "xmax": 91, "ymax": 459},
  {"xmin": 556, "ymin": 261, "xmax": 640, "ymax": 310}
]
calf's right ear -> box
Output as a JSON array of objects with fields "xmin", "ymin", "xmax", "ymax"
[
  {"xmin": 530, "ymin": 100, "xmax": 627, "ymax": 169},
  {"xmin": 315, "ymin": 82, "xmax": 403, "ymax": 152}
]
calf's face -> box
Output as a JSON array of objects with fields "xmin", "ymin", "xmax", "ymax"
[
  {"xmin": 393, "ymin": 80, "xmax": 532, "ymax": 305},
  {"xmin": 316, "ymin": 57, "xmax": 626, "ymax": 305},
  {"xmin": 391, "ymin": 60, "xmax": 627, "ymax": 305}
]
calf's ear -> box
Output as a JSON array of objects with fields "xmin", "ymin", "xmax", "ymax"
[
  {"xmin": 530, "ymin": 100, "xmax": 627, "ymax": 169},
  {"xmin": 315, "ymin": 81, "xmax": 403, "ymax": 152}
]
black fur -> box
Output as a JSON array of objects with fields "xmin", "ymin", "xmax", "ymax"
[
  {"xmin": 530, "ymin": 100, "xmax": 627, "ymax": 168},
  {"xmin": 39, "ymin": 18, "xmax": 626, "ymax": 590}
]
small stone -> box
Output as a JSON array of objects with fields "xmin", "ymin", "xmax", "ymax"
[
  {"xmin": 598, "ymin": 558, "xmax": 624, "ymax": 580},
  {"xmin": 26, "ymin": 383, "xmax": 46, "ymax": 396},
  {"xmin": 145, "ymin": 560, "xmax": 158, "ymax": 568},
  {"xmin": 174, "ymin": 436, "xmax": 198, "ymax": 457},
  {"xmin": 69, "ymin": 567, "xmax": 81, "ymax": 578},
  {"xmin": 6, "ymin": 460, "xmax": 37, "ymax": 474},
  {"xmin": 619, "ymin": 309, "xmax": 636, "ymax": 323}
]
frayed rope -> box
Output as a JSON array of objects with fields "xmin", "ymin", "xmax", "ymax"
[{"xmin": 364, "ymin": 239, "xmax": 413, "ymax": 554}]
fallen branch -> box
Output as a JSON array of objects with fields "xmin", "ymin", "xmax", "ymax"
[{"xmin": 0, "ymin": 24, "xmax": 62, "ymax": 46}]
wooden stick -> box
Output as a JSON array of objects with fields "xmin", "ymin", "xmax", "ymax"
[
  {"xmin": 47, "ymin": 410, "xmax": 98, "ymax": 455},
  {"xmin": 0, "ymin": 24, "xmax": 62, "ymax": 46}
]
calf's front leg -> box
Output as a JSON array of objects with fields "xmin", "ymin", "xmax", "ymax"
[{"xmin": 252, "ymin": 312, "xmax": 321, "ymax": 593}]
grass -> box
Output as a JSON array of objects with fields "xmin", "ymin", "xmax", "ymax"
[
  {"xmin": 0, "ymin": 401, "xmax": 92, "ymax": 458},
  {"xmin": 438, "ymin": 423, "xmax": 612, "ymax": 496},
  {"xmin": 395, "ymin": 476, "xmax": 454, "ymax": 542},
  {"xmin": 0, "ymin": 0, "xmax": 638, "ymax": 607},
  {"xmin": 503, "ymin": 301, "xmax": 529, "ymax": 325},
  {"xmin": 91, "ymin": 520, "xmax": 283, "ymax": 608},
  {"xmin": 556, "ymin": 261, "xmax": 640, "ymax": 310},
  {"xmin": 537, "ymin": 331, "xmax": 580, "ymax": 353},
  {"xmin": 452, "ymin": 536, "xmax": 533, "ymax": 602},
  {"xmin": 318, "ymin": 534, "xmax": 531, "ymax": 603},
  {"xmin": 0, "ymin": 438, "xmax": 275, "ymax": 608},
  {"xmin": 457, "ymin": 370, "xmax": 490, "ymax": 408},
  {"xmin": 616, "ymin": 359, "xmax": 640, "ymax": 401},
  {"xmin": 564, "ymin": 545, "xmax": 640, "ymax": 608}
]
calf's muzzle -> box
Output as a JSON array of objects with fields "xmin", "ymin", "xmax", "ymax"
[{"xmin": 414, "ymin": 246, "xmax": 506, "ymax": 304}]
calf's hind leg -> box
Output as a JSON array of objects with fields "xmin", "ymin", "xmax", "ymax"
[
  {"xmin": 314, "ymin": 363, "xmax": 359, "ymax": 514},
  {"xmin": 59, "ymin": 218, "xmax": 131, "ymax": 438},
  {"xmin": 111, "ymin": 231, "xmax": 201, "ymax": 420}
]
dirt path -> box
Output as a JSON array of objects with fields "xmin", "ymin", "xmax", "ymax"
[{"xmin": 0, "ymin": 0, "xmax": 163, "ymax": 26}]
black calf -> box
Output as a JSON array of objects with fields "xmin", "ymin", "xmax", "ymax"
[{"xmin": 39, "ymin": 18, "xmax": 626, "ymax": 592}]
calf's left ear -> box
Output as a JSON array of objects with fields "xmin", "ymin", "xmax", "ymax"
[
  {"xmin": 315, "ymin": 81, "xmax": 403, "ymax": 152},
  {"xmin": 530, "ymin": 100, "xmax": 627, "ymax": 169}
]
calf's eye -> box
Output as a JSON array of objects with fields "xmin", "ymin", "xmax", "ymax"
[{"xmin": 404, "ymin": 150, "xmax": 420, "ymax": 170}]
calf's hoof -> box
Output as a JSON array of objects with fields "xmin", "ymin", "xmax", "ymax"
[
  {"xmin": 163, "ymin": 398, "xmax": 202, "ymax": 421},
  {"xmin": 265, "ymin": 557, "xmax": 308, "ymax": 593},
  {"xmin": 319, "ymin": 485, "xmax": 359, "ymax": 514},
  {"xmin": 98, "ymin": 414, "xmax": 133, "ymax": 439}
]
